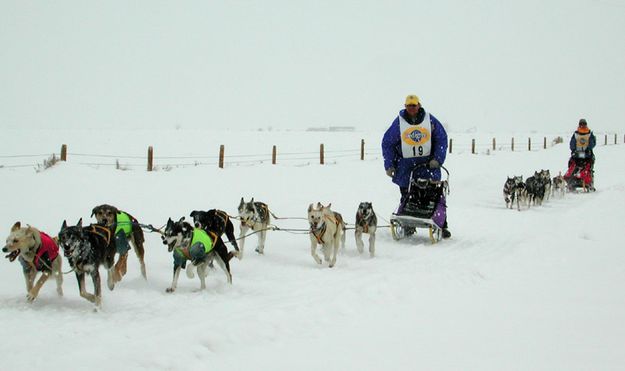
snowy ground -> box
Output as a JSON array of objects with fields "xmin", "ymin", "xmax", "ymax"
[{"xmin": 1, "ymin": 129, "xmax": 624, "ymax": 371}]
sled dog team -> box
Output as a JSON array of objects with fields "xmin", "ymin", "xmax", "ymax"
[
  {"xmin": 503, "ymin": 169, "xmax": 570, "ymax": 211},
  {"xmin": 2, "ymin": 199, "xmax": 378, "ymax": 306}
]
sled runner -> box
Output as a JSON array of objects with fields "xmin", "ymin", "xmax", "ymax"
[{"xmin": 390, "ymin": 165, "xmax": 449, "ymax": 244}]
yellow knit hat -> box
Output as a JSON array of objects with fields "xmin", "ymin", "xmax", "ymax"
[{"xmin": 405, "ymin": 95, "xmax": 420, "ymax": 106}]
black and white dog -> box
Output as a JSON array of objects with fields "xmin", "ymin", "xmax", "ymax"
[
  {"xmin": 503, "ymin": 176, "xmax": 525, "ymax": 211},
  {"xmin": 160, "ymin": 217, "xmax": 235, "ymax": 292},
  {"xmin": 538, "ymin": 169, "xmax": 552, "ymax": 201},
  {"xmin": 189, "ymin": 209, "xmax": 240, "ymax": 258},
  {"xmin": 237, "ymin": 198, "xmax": 271, "ymax": 257},
  {"xmin": 503, "ymin": 177, "xmax": 517, "ymax": 209},
  {"xmin": 355, "ymin": 202, "xmax": 377, "ymax": 258},
  {"xmin": 57, "ymin": 219, "xmax": 116, "ymax": 306},
  {"xmin": 525, "ymin": 171, "xmax": 546, "ymax": 207}
]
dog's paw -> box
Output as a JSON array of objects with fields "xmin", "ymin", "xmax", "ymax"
[
  {"xmin": 166, "ymin": 287, "xmax": 175, "ymax": 293},
  {"xmin": 26, "ymin": 293, "xmax": 36, "ymax": 302}
]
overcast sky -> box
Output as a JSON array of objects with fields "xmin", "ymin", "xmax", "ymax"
[{"xmin": 1, "ymin": 0, "xmax": 623, "ymax": 133}]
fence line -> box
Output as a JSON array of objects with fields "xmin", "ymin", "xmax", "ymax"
[{"xmin": 1, "ymin": 134, "xmax": 622, "ymax": 171}]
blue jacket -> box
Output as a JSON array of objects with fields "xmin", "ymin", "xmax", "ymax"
[{"xmin": 382, "ymin": 108, "xmax": 448, "ymax": 188}]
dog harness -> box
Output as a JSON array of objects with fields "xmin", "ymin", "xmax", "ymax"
[
  {"xmin": 115, "ymin": 212, "xmax": 133, "ymax": 236},
  {"xmin": 85, "ymin": 224, "xmax": 112, "ymax": 246},
  {"xmin": 357, "ymin": 214, "xmax": 370, "ymax": 234},
  {"xmin": 34, "ymin": 232, "xmax": 59, "ymax": 271},
  {"xmin": 311, "ymin": 213, "xmax": 343, "ymax": 244},
  {"xmin": 175, "ymin": 229, "xmax": 215, "ymax": 260}
]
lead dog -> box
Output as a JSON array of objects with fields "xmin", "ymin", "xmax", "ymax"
[
  {"xmin": 161, "ymin": 217, "xmax": 235, "ymax": 292},
  {"xmin": 308, "ymin": 203, "xmax": 345, "ymax": 268},
  {"xmin": 190, "ymin": 209, "xmax": 240, "ymax": 258},
  {"xmin": 237, "ymin": 198, "xmax": 271, "ymax": 257},
  {"xmin": 2, "ymin": 222, "xmax": 63, "ymax": 302},
  {"xmin": 57, "ymin": 219, "xmax": 116, "ymax": 306},
  {"xmin": 355, "ymin": 202, "xmax": 377, "ymax": 258},
  {"xmin": 91, "ymin": 204, "xmax": 147, "ymax": 281}
]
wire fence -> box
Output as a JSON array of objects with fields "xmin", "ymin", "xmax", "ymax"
[{"xmin": 1, "ymin": 133, "xmax": 622, "ymax": 171}]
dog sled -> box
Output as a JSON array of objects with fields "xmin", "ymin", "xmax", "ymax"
[
  {"xmin": 563, "ymin": 151, "xmax": 595, "ymax": 192},
  {"xmin": 390, "ymin": 165, "xmax": 449, "ymax": 244}
]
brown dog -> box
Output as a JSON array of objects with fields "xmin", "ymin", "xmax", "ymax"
[
  {"xmin": 91, "ymin": 204, "xmax": 147, "ymax": 282},
  {"xmin": 3, "ymin": 222, "xmax": 63, "ymax": 301}
]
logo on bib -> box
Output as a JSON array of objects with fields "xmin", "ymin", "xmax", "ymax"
[{"xmin": 402, "ymin": 126, "xmax": 430, "ymax": 146}]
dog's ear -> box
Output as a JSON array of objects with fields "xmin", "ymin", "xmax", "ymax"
[
  {"xmin": 308, "ymin": 203, "xmax": 313, "ymax": 212},
  {"xmin": 190, "ymin": 211, "xmax": 198, "ymax": 218},
  {"xmin": 91, "ymin": 206, "xmax": 98, "ymax": 217},
  {"xmin": 250, "ymin": 197, "xmax": 254, "ymax": 204},
  {"xmin": 326, "ymin": 203, "xmax": 332, "ymax": 209},
  {"xmin": 239, "ymin": 197, "xmax": 244, "ymax": 207},
  {"xmin": 178, "ymin": 216, "xmax": 185, "ymax": 223},
  {"xmin": 77, "ymin": 218, "xmax": 83, "ymax": 228},
  {"xmin": 316, "ymin": 202, "xmax": 322, "ymax": 208},
  {"xmin": 11, "ymin": 221, "xmax": 21, "ymax": 232},
  {"xmin": 61, "ymin": 220, "xmax": 68, "ymax": 230}
]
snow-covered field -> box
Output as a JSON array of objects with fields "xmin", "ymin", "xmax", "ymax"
[{"xmin": 1, "ymin": 128, "xmax": 624, "ymax": 371}]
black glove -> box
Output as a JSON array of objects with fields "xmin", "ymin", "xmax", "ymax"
[{"xmin": 428, "ymin": 159, "xmax": 440, "ymax": 169}]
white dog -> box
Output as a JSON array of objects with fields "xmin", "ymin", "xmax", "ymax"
[{"xmin": 308, "ymin": 203, "xmax": 345, "ymax": 268}]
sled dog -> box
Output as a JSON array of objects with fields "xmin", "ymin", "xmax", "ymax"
[
  {"xmin": 308, "ymin": 203, "xmax": 345, "ymax": 268},
  {"xmin": 58, "ymin": 219, "xmax": 117, "ymax": 306},
  {"xmin": 91, "ymin": 204, "xmax": 147, "ymax": 281},
  {"xmin": 161, "ymin": 217, "xmax": 235, "ymax": 292},
  {"xmin": 2, "ymin": 222, "xmax": 63, "ymax": 302},
  {"xmin": 525, "ymin": 172, "xmax": 546, "ymax": 207},
  {"xmin": 190, "ymin": 209, "xmax": 240, "ymax": 257},
  {"xmin": 354, "ymin": 202, "xmax": 377, "ymax": 257},
  {"xmin": 552, "ymin": 172, "xmax": 567, "ymax": 198},
  {"xmin": 539, "ymin": 169, "xmax": 552, "ymax": 201},
  {"xmin": 504, "ymin": 176, "xmax": 525, "ymax": 211},
  {"xmin": 503, "ymin": 177, "xmax": 517, "ymax": 209},
  {"xmin": 237, "ymin": 198, "xmax": 271, "ymax": 257}
]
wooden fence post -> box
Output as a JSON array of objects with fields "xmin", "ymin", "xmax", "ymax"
[
  {"xmin": 320, "ymin": 144, "xmax": 324, "ymax": 165},
  {"xmin": 471, "ymin": 139, "xmax": 476, "ymax": 154},
  {"xmin": 219, "ymin": 145, "xmax": 224, "ymax": 168},
  {"xmin": 528, "ymin": 137, "xmax": 531, "ymax": 151},
  {"xmin": 604, "ymin": 134, "xmax": 608, "ymax": 145},
  {"xmin": 360, "ymin": 139, "xmax": 365, "ymax": 160},
  {"xmin": 511, "ymin": 137, "xmax": 515, "ymax": 152},
  {"xmin": 449, "ymin": 138, "xmax": 453, "ymax": 154},
  {"xmin": 147, "ymin": 146, "xmax": 153, "ymax": 171},
  {"xmin": 544, "ymin": 137, "xmax": 547, "ymax": 149},
  {"xmin": 615, "ymin": 134, "xmax": 617, "ymax": 145},
  {"xmin": 492, "ymin": 138, "xmax": 496, "ymax": 151},
  {"xmin": 60, "ymin": 144, "xmax": 67, "ymax": 161},
  {"xmin": 272, "ymin": 145, "xmax": 277, "ymax": 165}
]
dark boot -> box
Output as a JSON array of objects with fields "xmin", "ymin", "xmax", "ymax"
[{"xmin": 442, "ymin": 220, "xmax": 451, "ymax": 239}]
